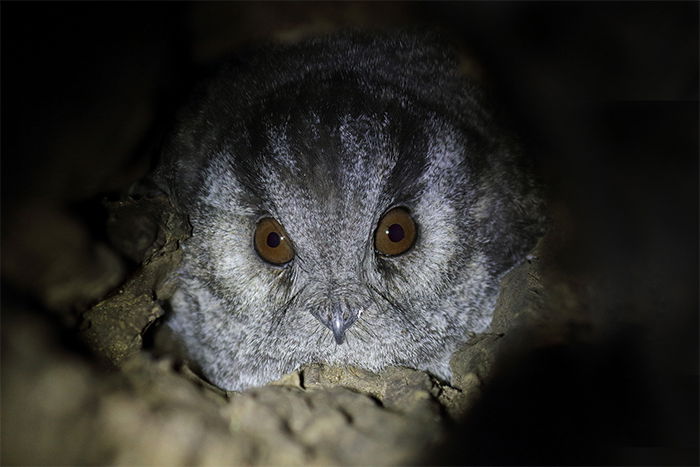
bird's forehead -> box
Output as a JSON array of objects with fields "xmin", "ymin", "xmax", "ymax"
[
  {"xmin": 258, "ymin": 113, "xmax": 397, "ymax": 256},
  {"xmin": 202, "ymin": 88, "xmax": 466, "ymax": 265}
]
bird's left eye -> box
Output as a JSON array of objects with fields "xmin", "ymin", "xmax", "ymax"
[
  {"xmin": 374, "ymin": 207, "xmax": 417, "ymax": 256},
  {"xmin": 254, "ymin": 217, "xmax": 295, "ymax": 265}
]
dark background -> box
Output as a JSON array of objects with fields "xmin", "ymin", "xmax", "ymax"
[{"xmin": 2, "ymin": 2, "xmax": 698, "ymax": 465}]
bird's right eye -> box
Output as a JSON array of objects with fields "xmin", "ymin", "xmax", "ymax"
[{"xmin": 254, "ymin": 217, "xmax": 295, "ymax": 265}]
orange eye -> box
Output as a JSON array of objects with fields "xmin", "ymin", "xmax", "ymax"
[
  {"xmin": 254, "ymin": 217, "xmax": 294, "ymax": 265},
  {"xmin": 374, "ymin": 207, "xmax": 417, "ymax": 256}
]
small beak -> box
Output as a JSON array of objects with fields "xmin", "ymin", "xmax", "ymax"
[
  {"xmin": 330, "ymin": 313, "xmax": 347, "ymax": 344},
  {"xmin": 318, "ymin": 303, "xmax": 359, "ymax": 345}
]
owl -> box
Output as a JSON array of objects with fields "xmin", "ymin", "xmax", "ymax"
[{"xmin": 154, "ymin": 32, "xmax": 544, "ymax": 391}]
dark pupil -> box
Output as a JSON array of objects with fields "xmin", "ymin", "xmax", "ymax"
[
  {"xmin": 266, "ymin": 231, "xmax": 281, "ymax": 248},
  {"xmin": 386, "ymin": 223, "xmax": 405, "ymax": 242}
]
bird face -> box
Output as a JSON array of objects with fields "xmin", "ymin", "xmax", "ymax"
[
  {"xmin": 170, "ymin": 93, "xmax": 492, "ymax": 389},
  {"xmin": 161, "ymin": 34, "xmax": 544, "ymax": 390}
]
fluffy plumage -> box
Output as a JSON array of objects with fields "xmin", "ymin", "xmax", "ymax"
[{"xmin": 155, "ymin": 32, "xmax": 544, "ymax": 390}]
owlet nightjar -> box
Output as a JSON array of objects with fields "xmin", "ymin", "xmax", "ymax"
[{"xmin": 154, "ymin": 32, "xmax": 544, "ymax": 391}]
